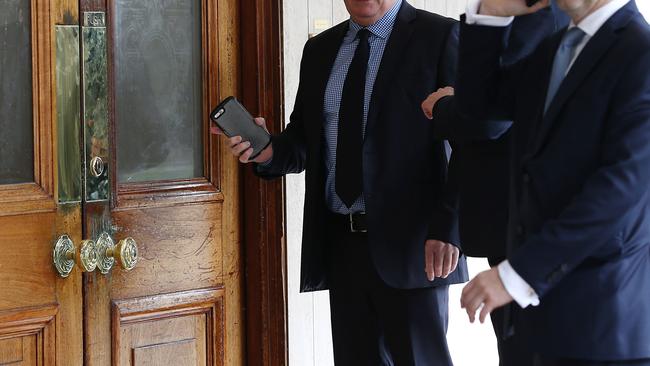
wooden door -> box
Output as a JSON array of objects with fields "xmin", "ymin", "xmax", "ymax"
[
  {"xmin": 1, "ymin": 0, "xmax": 285, "ymax": 365},
  {"xmin": 0, "ymin": 0, "xmax": 83, "ymax": 365},
  {"xmin": 78, "ymin": 0, "xmax": 244, "ymax": 365}
]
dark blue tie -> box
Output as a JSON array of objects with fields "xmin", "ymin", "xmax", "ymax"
[
  {"xmin": 544, "ymin": 27, "xmax": 587, "ymax": 113},
  {"xmin": 336, "ymin": 28, "xmax": 370, "ymax": 208}
]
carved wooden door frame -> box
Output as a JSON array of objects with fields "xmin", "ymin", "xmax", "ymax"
[{"xmin": 241, "ymin": 0, "xmax": 288, "ymax": 365}]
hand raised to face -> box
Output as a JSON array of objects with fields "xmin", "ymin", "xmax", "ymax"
[{"xmin": 478, "ymin": 0, "xmax": 551, "ymax": 17}]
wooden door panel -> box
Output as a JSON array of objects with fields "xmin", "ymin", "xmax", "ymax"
[
  {"xmin": 0, "ymin": 214, "xmax": 57, "ymax": 310},
  {"xmin": 0, "ymin": 305, "xmax": 57, "ymax": 366},
  {"xmin": 81, "ymin": 0, "xmax": 244, "ymax": 364},
  {"xmin": 0, "ymin": 338, "xmax": 23, "ymax": 364},
  {"xmin": 0, "ymin": 335, "xmax": 37, "ymax": 366},
  {"xmin": 111, "ymin": 288, "xmax": 224, "ymax": 366},
  {"xmin": 0, "ymin": 0, "xmax": 83, "ymax": 365},
  {"xmin": 132, "ymin": 339, "xmax": 199, "ymax": 366},
  {"xmin": 109, "ymin": 204, "xmax": 224, "ymax": 299}
]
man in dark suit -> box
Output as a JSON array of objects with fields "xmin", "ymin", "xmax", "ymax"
[
  {"xmin": 427, "ymin": 0, "xmax": 650, "ymax": 364},
  {"xmin": 212, "ymin": 1, "xmax": 468, "ymax": 364},
  {"xmin": 421, "ymin": 6, "xmax": 568, "ymax": 366}
]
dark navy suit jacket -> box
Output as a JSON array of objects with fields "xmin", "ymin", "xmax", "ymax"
[
  {"xmin": 256, "ymin": 2, "xmax": 469, "ymax": 292},
  {"xmin": 450, "ymin": 1, "xmax": 650, "ymax": 360},
  {"xmin": 437, "ymin": 6, "xmax": 568, "ymax": 259}
]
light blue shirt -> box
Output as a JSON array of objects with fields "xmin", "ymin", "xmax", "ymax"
[{"xmin": 323, "ymin": 0, "xmax": 402, "ymax": 214}]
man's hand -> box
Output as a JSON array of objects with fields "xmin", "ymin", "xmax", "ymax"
[
  {"xmin": 210, "ymin": 117, "xmax": 274, "ymax": 164},
  {"xmin": 460, "ymin": 267, "xmax": 514, "ymax": 323},
  {"xmin": 421, "ymin": 87, "xmax": 454, "ymax": 120},
  {"xmin": 425, "ymin": 240, "xmax": 460, "ymax": 281},
  {"xmin": 478, "ymin": 0, "xmax": 550, "ymax": 17}
]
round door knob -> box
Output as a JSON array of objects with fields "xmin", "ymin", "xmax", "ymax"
[
  {"xmin": 53, "ymin": 235, "xmax": 98, "ymax": 277},
  {"xmin": 95, "ymin": 232, "xmax": 139, "ymax": 274},
  {"xmin": 114, "ymin": 237, "xmax": 139, "ymax": 271},
  {"xmin": 78, "ymin": 240, "xmax": 99, "ymax": 272}
]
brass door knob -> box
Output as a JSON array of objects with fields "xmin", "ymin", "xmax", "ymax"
[
  {"xmin": 53, "ymin": 235, "xmax": 98, "ymax": 277},
  {"xmin": 96, "ymin": 232, "xmax": 139, "ymax": 274}
]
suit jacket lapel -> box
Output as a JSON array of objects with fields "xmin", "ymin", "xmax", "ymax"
[
  {"xmin": 365, "ymin": 2, "xmax": 416, "ymax": 137},
  {"xmin": 532, "ymin": 3, "xmax": 638, "ymax": 155}
]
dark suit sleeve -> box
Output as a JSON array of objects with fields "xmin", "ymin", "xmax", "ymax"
[
  {"xmin": 500, "ymin": 6, "xmax": 566, "ymax": 67},
  {"xmin": 509, "ymin": 51, "xmax": 650, "ymax": 298},
  {"xmin": 432, "ymin": 22, "xmax": 512, "ymax": 141},
  {"xmin": 454, "ymin": 18, "xmax": 525, "ymax": 122},
  {"xmin": 430, "ymin": 25, "xmax": 512, "ymax": 142},
  {"xmin": 426, "ymin": 23, "xmax": 461, "ymax": 246},
  {"xmin": 432, "ymin": 8, "xmax": 563, "ymax": 141},
  {"xmin": 254, "ymin": 41, "xmax": 311, "ymax": 179},
  {"xmin": 432, "ymin": 96, "xmax": 513, "ymax": 141}
]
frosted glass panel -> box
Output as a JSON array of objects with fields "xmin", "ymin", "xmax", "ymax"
[
  {"xmin": 114, "ymin": 0, "xmax": 203, "ymax": 183},
  {"xmin": 0, "ymin": 0, "xmax": 34, "ymax": 184}
]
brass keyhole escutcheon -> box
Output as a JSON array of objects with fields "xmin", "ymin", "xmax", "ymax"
[{"xmin": 89, "ymin": 156, "xmax": 105, "ymax": 177}]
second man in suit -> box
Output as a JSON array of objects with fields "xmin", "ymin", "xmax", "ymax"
[
  {"xmin": 213, "ymin": 0, "xmax": 467, "ymax": 365},
  {"xmin": 421, "ymin": 6, "xmax": 568, "ymax": 366}
]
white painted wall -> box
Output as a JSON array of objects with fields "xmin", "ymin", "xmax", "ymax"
[
  {"xmin": 283, "ymin": 2, "xmax": 650, "ymax": 366},
  {"xmin": 640, "ymin": 1, "xmax": 650, "ymax": 20}
]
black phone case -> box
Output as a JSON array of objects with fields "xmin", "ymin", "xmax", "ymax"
[
  {"xmin": 526, "ymin": 0, "xmax": 541, "ymax": 6},
  {"xmin": 210, "ymin": 96, "xmax": 271, "ymax": 159}
]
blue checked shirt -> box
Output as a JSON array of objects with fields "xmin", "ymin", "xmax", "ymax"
[{"xmin": 324, "ymin": 0, "xmax": 402, "ymax": 215}]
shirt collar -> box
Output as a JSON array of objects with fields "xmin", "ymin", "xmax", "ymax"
[
  {"xmin": 347, "ymin": 0, "xmax": 402, "ymax": 41},
  {"xmin": 569, "ymin": 0, "xmax": 630, "ymax": 37}
]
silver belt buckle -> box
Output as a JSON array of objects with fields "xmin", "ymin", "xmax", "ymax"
[{"xmin": 349, "ymin": 212, "xmax": 367, "ymax": 233}]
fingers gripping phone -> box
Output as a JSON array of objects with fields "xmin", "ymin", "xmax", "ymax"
[{"xmin": 210, "ymin": 96, "xmax": 271, "ymax": 160}]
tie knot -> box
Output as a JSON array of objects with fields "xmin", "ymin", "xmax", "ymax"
[
  {"xmin": 561, "ymin": 27, "xmax": 586, "ymax": 48},
  {"xmin": 357, "ymin": 28, "xmax": 371, "ymax": 42}
]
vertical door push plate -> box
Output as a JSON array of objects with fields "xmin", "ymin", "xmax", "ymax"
[{"xmin": 82, "ymin": 12, "xmax": 110, "ymax": 202}]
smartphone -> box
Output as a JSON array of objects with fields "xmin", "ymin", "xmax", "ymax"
[{"xmin": 210, "ymin": 96, "xmax": 271, "ymax": 159}]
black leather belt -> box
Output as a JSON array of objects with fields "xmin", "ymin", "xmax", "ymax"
[{"xmin": 330, "ymin": 212, "xmax": 368, "ymax": 233}]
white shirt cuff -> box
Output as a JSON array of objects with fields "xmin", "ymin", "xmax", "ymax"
[
  {"xmin": 465, "ymin": 0, "xmax": 515, "ymax": 26},
  {"xmin": 498, "ymin": 260, "xmax": 540, "ymax": 308}
]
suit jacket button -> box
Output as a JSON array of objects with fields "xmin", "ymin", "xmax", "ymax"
[{"xmin": 522, "ymin": 173, "xmax": 531, "ymax": 184}]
